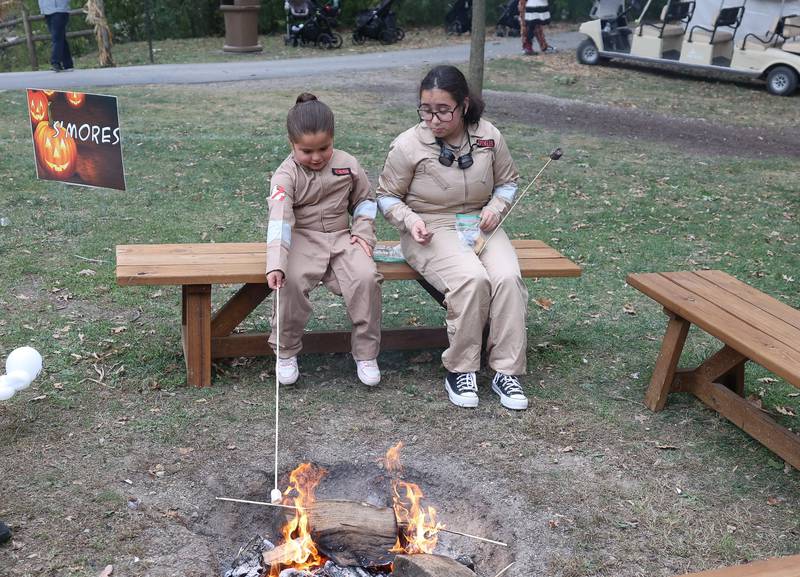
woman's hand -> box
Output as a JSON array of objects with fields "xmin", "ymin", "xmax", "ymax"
[
  {"xmin": 350, "ymin": 235, "xmax": 373, "ymax": 257},
  {"xmin": 267, "ymin": 270, "xmax": 285, "ymax": 290},
  {"xmin": 479, "ymin": 208, "xmax": 500, "ymax": 232},
  {"xmin": 411, "ymin": 220, "xmax": 434, "ymax": 245}
]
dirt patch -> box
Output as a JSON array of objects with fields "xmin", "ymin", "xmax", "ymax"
[{"xmin": 484, "ymin": 89, "xmax": 800, "ymax": 159}]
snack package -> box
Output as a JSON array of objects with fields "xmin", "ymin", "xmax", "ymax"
[
  {"xmin": 373, "ymin": 243, "xmax": 405, "ymax": 263},
  {"xmin": 455, "ymin": 214, "xmax": 481, "ymax": 250}
]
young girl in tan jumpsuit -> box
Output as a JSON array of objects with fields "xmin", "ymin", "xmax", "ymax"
[
  {"xmin": 266, "ymin": 93, "xmax": 382, "ymax": 386},
  {"xmin": 376, "ymin": 66, "xmax": 529, "ymax": 410}
]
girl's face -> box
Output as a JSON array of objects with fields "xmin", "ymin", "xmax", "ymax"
[
  {"xmin": 418, "ymin": 88, "xmax": 468, "ymax": 141},
  {"xmin": 291, "ymin": 131, "xmax": 334, "ymax": 171}
]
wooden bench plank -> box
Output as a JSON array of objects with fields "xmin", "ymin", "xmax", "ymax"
[
  {"xmin": 674, "ymin": 554, "xmax": 800, "ymax": 576},
  {"xmin": 697, "ymin": 270, "xmax": 800, "ymax": 332},
  {"xmin": 627, "ymin": 272, "xmax": 800, "ymax": 388},
  {"xmin": 117, "ymin": 241, "xmax": 581, "ymax": 286},
  {"xmin": 665, "ymin": 271, "xmax": 800, "ymax": 354}
]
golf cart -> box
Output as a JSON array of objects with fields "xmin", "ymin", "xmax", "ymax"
[{"xmin": 576, "ymin": 0, "xmax": 800, "ymax": 95}]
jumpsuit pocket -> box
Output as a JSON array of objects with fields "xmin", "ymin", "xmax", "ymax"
[{"xmin": 420, "ymin": 160, "xmax": 450, "ymax": 191}]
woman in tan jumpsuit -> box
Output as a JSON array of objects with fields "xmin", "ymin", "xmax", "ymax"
[
  {"xmin": 267, "ymin": 93, "xmax": 382, "ymax": 387},
  {"xmin": 377, "ymin": 65, "xmax": 529, "ymax": 410}
]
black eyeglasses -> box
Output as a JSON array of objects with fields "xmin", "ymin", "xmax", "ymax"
[
  {"xmin": 417, "ymin": 106, "xmax": 459, "ymax": 122},
  {"xmin": 437, "ymin": 137, "xmax": 475, "ymax": 170}
]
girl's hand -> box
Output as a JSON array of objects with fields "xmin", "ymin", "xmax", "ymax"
[
  {"xmin": 411, "ymin": 220, "xmax": 433, "ymax": 245},
  {"xmin": 267, "ymin": 270, "xmax": 285, "ymax": 290},
  {"xmin": 350, "ymin": 235, "xmax": 373, "ymax": 257},
  {"xmin": 479, "ymin": 208, "xmax": 500, "ymax": 232}
]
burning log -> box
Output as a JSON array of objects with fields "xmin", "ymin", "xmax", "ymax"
[
  {"xmin": 262, "ymin": 540, "xmax": 307, "ymax": 567},
  {"xmin": 392, "ymin": 553, "xmax": 476, "ymax": 577},
  {"xmin": 309, "ymin": 499, "xmax": 397, "ymax": 567}
]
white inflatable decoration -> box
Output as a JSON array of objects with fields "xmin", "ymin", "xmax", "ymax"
[{"xmin": 0, "ymin": 347, "xmax": 43, "ymax": 400}]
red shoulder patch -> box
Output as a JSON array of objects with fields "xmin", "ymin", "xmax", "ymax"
[
  {"xmin": 476, "ymin": 139, "xmax": 495, "ymax": 148},
  {"xmin": 332, "ymin": 167, "xmax": 352, "ymax": 176}
]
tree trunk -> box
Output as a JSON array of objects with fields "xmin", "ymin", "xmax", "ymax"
[
  {"xmin": 309, "ymin": 499, "xmax": 398, "ymax": 567},
  {"xmin": 393, "ymin": 553, "xmax": 476, "ymax": 577},
  {"xmin": 469, "ymin": 0, "xmax": 486, "ymax": 97}
]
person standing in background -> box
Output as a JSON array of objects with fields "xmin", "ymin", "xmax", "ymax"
[
  {"xmin": 519, "ymin": 0, "xmax": 556, "ymax": 55},
  {"xmin": 38, "ymin": 0, "xmax": 74, "ymax": 72}
]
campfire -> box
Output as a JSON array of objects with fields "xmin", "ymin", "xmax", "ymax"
[{"xmin": 224, "ymin": 443, "xmax": 494, "ymax": 577}]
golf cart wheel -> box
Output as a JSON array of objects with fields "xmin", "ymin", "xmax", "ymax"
[
  {"xmin": 577, "ymin": 38, "xmax": 601, "ymax": 65},
  {"xmin": 395, "ymin": 27, "xmax": 405, "ymax": 41},
  {"xmin": 332, "ymin": 32, "xmax": 343, "ymax": 49},
  {"xmin": 379, "ymin": 28, "xmax": 396, "ymax": 44},
  {"xmin": 766, "ymin": 65, "xmax": 798, "ymax": 96},
  {"xmin": 318, "ymin": 33, "xmax": 334, "ymax": 49},
  {"xmin": 352, "ymin": 31, "xmax": 366, "ymax": 45}
]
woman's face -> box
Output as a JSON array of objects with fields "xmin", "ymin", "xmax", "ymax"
[
  {"xmin": 291, "ymin": 131, "xmax": 334, "ymax": 171},
  {"xmin": 418, "ymin": 88, "xmax": 467, "ymax": 141}
]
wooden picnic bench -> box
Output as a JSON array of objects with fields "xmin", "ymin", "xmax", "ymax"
[
  {"xmin": 627, "ymin": 270, "xmax": 800, "ymax": 469},
  {"xmin": 674, "ymin": 554, "xmax": 800, "ymax": 576},
  {"xmin": 116, "ymin": 240, "xmax": 581, "ymax": 387}
]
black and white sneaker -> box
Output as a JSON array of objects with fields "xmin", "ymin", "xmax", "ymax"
[
  {"xmin": 444, "ymin": 372, "xmax": 479, "ymax": 408},
  {"xmin": 491, "ymin": 373, "xmax": 529, "ymax": 410}
]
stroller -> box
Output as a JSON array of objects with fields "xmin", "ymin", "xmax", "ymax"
[
  {"xmin": 445, "ymin": 0, "xmax": 471, "ymax": 35},
  {"xmin": 495, "ymin": 0, "xmax": 520, "ymax": 36},
  {"xmin": 284, "ymin": 0, "xmax": 343, "ymax": 49},
  {"xmin": 352, "ymin": 0, "xmax": 405, "ymax": 44}
]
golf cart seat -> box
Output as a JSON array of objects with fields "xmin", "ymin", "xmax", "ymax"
[
  {"xmin": 639, "ymin": 0, "xmax": 695, "ymax": 38},
  {"xmin": 781, "ymin": 15, "xmax": 800, "ymax": 53},
  {"xmin": 688, "ymin": 5, "xmax": 744, "ymax": 44},
  {"xmin": 740, "ymin": 14, "xmax": 800, "ymax": 50}
]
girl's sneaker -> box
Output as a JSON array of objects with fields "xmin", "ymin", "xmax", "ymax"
[
  {"xmin": 278, "ymin": 356, "xmax": 299, "ymax": 385},
  {"xmin": 445, "ymin": 372, "xmax": 479, "ymax": 408},
  {"xmin": 491, "ymin": 373, "xmax": 528, "ymax": 410},
  {"xmin": 356, "ymin": 358, "xmax": 381, "ymax": 386}
]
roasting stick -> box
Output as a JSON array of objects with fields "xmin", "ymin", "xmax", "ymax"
[
  {"xmin": 427, "ymin": 527, "xmax": 508, "ymax": 547},
  {"xmin": 216, "ymin": 496, "xmax": 298, "ymax": 510},
  {"xmin": 475, "ymin": 147, "xmax": 563, "ymax": 256},
  {"xmin": 270, "ymin": 287, "xmax": 283, "ymax": 504},
  {"xmin": 491, "ymin": 561, "xmax": 516, "ymax": 577}
]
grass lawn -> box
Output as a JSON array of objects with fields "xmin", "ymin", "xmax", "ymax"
[{"xmin": 0, "ymin": 63, "xmax": 798, "ymax": 576}]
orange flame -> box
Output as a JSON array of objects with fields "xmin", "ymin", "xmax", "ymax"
[
  {"xmin": 269, "ymin": 463, "xmax": 327, "ymax": 576},
  {"xmin": 385, "ymin": 442, "xmax": 443, "ymax": 554}
]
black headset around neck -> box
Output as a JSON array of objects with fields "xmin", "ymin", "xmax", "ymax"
[{"xmin": 436, "ymin": 128, "xmax": 475, "ymax": 170}]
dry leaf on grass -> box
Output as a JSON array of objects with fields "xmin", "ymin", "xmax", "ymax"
[
  {"xmin": 758, "ymin": 377, "xmax": 778, "ymax": 384},
  {"xmin": 559, "ymin": 446, "xmax": 574, "ymax": 453},
  {"xmin": 535, "ymin": 297, "xmax": 553, "ymax": 310},
  {"xmin": 622, "ymin": 303, "xmax": 637, "ymax": 315},
  {"xmin": 97, "ymin": 566, "xmax": 113, "ymax": 577},
  {"xmin": 775, "ymin": 406, "xmax": 796, "ymax": 416},
  {"xmin": 746, "ymin": 394, "xmax": 763, "ymax": 409},
  {"xmin": 78, "ymin": 269, "xmax": 96, "ymax": 276}
]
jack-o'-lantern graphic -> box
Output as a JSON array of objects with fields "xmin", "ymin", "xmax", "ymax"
[
  {"xmin": 42, "ymin": 90, "xmax": 56, "ymax": 96},
  {"xmin": 27, "ymin": 90, "xmax": 49, "ymax": 122},
  {"xmin": 66, "ymin": 91, "xmax": 86, "ymax": 108},
  {"xmin": 34, "ymin": 121, "xmax": 78, "ymax": 179}
]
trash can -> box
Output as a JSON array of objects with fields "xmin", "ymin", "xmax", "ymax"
[{"xmin": 220, "ymin": 0, "xmax": 263, "ymax": 53}]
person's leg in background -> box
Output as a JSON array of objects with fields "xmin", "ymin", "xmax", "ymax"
[
  {"xmin": 523, "ymin": 19, "xmax": 537, "ymax": 54},
  {"xmin": 533, "ymin": 22, "xmax": 555, "ymax": 53},
  {"xmin": 48, "ymin": 11, "xmax": 73, "ymax": 71}
]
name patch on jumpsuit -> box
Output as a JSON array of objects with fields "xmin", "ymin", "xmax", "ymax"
[
  {"xmin": 332, "ymin": 167, "xmax": 352, "ymax": 176},
  {"xmin": 476, "ymin": 139, "xmax": 495, "ymax": 148}
]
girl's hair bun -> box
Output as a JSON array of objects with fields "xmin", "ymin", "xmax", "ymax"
[{"xmin": 296, "ymin": 92, "xmax": 318, "ymax": 104}]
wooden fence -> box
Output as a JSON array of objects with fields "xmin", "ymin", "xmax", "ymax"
[{"xmin": 0, "ymin": 7, "xmax": 93, "ymax": 70}]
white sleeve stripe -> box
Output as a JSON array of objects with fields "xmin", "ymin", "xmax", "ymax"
[
  {"xmin": 267, "ymin": 220, "xmax": 292, "ymax": 246},
  {"xmin": 353, "ymin": 199, "xmax": 377, "ymax": 220},
  {"xmin": 493, "ymin": 182, "xmax": 517, "ymax": 203},
  {"xmin": 377, "ymin": 196, "xmax": 401, "ymax": 215}
]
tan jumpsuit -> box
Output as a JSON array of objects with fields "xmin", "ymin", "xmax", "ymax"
[
  {"xmin": 267, "ymin": 149, "xmax": 382, "ymax": 360},
  {"xmin": 376, "ymin": 119, "xmax": 528, "ymax": 375}
]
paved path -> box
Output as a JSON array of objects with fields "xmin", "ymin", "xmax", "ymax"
[{"xmin": 0, "ymin": 32, "xmax": 583, "ymax": 90}]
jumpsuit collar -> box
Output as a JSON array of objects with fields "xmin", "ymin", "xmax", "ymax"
[{"xmin": 414, "ymin": 119, "xmax": 488, "ymax": 147}]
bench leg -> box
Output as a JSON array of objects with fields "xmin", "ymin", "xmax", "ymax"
[
  {"xmin": 211, "ymin": 283, "xmax": 270, "ymax": 338},
  {"xmin": 644, "ymin": 313, "xmax": 690, "ymax": 412},
  {"xmin": 182, "ymin": 285, "xmax": 212, "ymax": 387}
]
